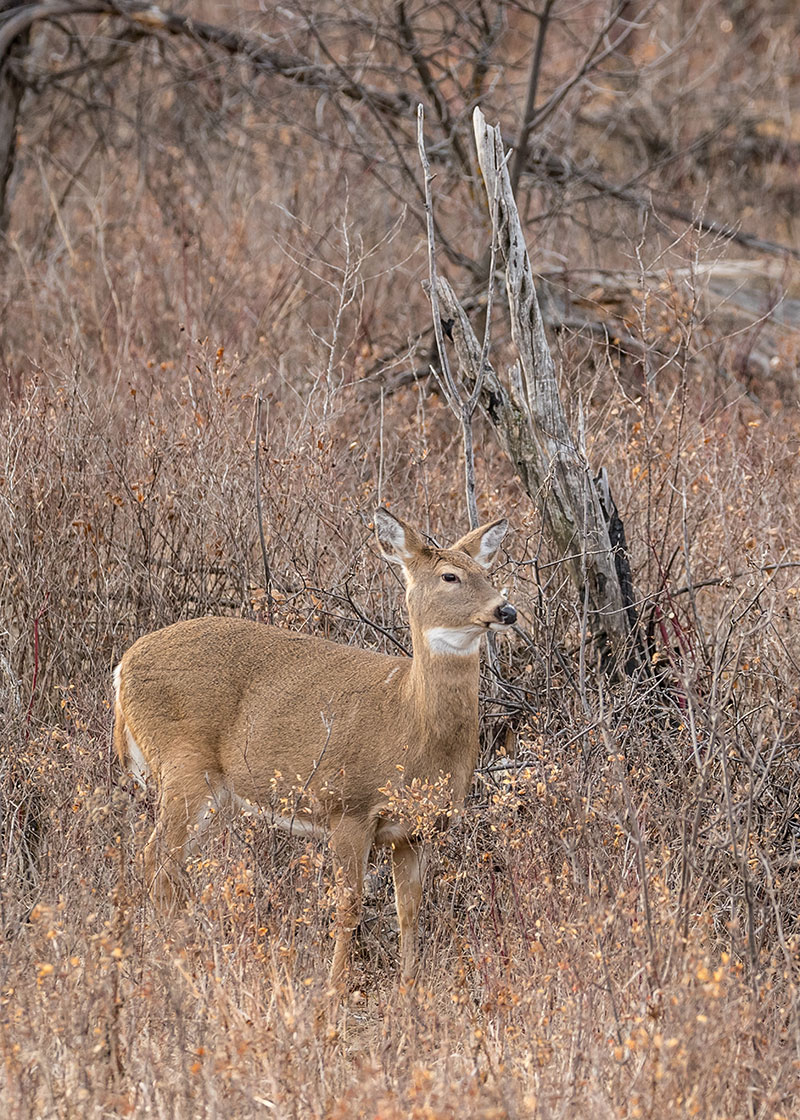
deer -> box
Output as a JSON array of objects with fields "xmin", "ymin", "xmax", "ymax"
[{"xmin": 112, "ymin": 508, "xmax": 516, "ymax": 988}]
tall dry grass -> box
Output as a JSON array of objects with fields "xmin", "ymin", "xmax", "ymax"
[
  {"xmin": 2, "ymin": 1, "xmax": 800, "ymax": 1115},
  {"xmin": 2, "ymin": 335, "xmax": 799, "ymax": 1117}
]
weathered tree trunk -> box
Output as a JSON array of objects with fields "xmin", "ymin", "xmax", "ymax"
[{"xmin": 437, "ymin": 108, "xmax": 631, "ymax": 666}]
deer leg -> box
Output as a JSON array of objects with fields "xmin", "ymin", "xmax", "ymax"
[
  {"xmin": 328, "ymin": 819, "xmax": 369, "ymax": 989},
  {"xmin": 391, "ymin": 840, "xmax": 427, "ymax": 982},
  {"xmin": 145, "ymin": 774, "xmax": 217, "ymax": 911}
]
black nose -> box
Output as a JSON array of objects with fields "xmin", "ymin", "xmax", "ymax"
[{"xmin": 496, "ymin": 602, "xmax": 517, "ymax": 626}]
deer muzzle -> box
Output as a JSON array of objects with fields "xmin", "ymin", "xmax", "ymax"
[{"xmin": 493, "ymin": 602, "xmax": 517, "ymax": 627}]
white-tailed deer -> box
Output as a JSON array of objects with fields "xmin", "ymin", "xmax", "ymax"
[{"xmin": 113, "ymin": 509, "xmax": 516, "ymax": 986}]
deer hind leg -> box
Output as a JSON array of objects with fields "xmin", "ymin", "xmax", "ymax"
[
  {"xmin": 328, "ymin": 818, "xmax": 370, "ymax": 990},
  {"xmin": 391, "ymin": 840, "xmax": 427, "ymax": 982},
  {"xmin": 144, "ymin": 768, "xmax": 219, "ymax": 912}
]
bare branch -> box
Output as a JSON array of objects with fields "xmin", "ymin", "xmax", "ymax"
[
  {"xmin": 417, "ymin": 103, "xmax": 482, "ymax": 529},
  {"xmin": 526, "ymin": 143, "xmax": 800, "ymax": 262},
  {"xmin": 397, "ymin": 0, "xmax": 471, "ymax": 176},
  {"xmin": 416, "ymin": 104, "xmax": 459, "ymax": 408},
  {"xmin": 0, "ymin": 1, "xmax": 413, "ymax": 117},
  {"xmin": 254, "ymin": 393, "xmax": 274, "ymax": 625},
  {"xmin": 509, "ymin": 0, "xmax": 556, "ymax": 198},
  {"xmin": 526, "ymin": 1, "xmax": 656, "ymax": 136}
]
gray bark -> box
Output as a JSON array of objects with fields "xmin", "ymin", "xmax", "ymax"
[{"xmin": 437, "ymin": 108, "xmax": 630, "ymax": 664}]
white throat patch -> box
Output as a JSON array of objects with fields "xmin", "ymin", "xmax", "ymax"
[{"xmin": 424, "ymin": 627, "xmax": 482, "ymax": 656}]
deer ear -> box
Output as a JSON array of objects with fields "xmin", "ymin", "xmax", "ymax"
[
  {"xmin": 374, "ymin": 509, "xmax": 426, "ymax": 568},
  {"xmin": 452, "ymin": 518, "xmax": 508, "ymax": 570}
]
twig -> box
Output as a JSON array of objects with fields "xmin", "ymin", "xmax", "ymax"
[
  {"xmin": 525, "ymin": 2, "xmax": 653, "ymax": 138},
  {"xmin": 289, "ymin": 716, "xmax": 333, "ymax": 834},
  {"xmin": 344, "ymin": 580, "xmax": 411, "ymax": 657},
  {"xmin": 509, "ymin": 0, "xmax": 556, "ymax": 197},
  {"xmin": 397, "ymin": 1, "xmax": 470, "ymax": 176},
  {"xmin": 254, "ymin": 392, "xmax": 273, "ymax": 625},
  {"xmin": 525, "ymin": 144, "xmax": 800, "ymax": 262},
  {"xmin": 416, "ymin": 106, "xmax": 459, "ymax": 404},
  {"xmin": 24, "ymin": 594, "xmax": 49, "ymax": 733},
  {"xmin": 669, "ymin": 561, "xmax": 800, "ymax": 597},
  {"xmin": 417, "ymin": 103, "xmax": 491, "ymax": 529},
  {"xmin": 0, "ymin": 2, "xmax": 412, "ymax": 117}
]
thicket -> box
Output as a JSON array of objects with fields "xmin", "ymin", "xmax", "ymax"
[{"xmin": 1, "ymin": 1, "xmax": 799, "ymax": 1116}]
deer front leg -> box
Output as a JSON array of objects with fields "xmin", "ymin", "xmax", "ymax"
[
  {"xmin": 328, "ymin": 819, "xmax": 369, "ymax": 990},
  {"xmin": 391, "ymin": 840, "xmax": 427, "ymax": 982}
]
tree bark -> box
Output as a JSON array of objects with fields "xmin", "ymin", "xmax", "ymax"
[{"xmin": 436, "ymin": 108, "xmax": 631, "ymax": 666}]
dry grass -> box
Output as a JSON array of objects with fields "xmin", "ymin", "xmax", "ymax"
[
  {"xmin": 2, "ymin": 352, "xmax": 799, "ymax": 1118},
  {"xmin": 2, "ymin": 1, "xmax": 800, "ymax": 1116}
]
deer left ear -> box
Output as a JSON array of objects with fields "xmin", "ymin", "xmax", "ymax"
[{"xmin": 452, "ymin": 518, "xmax": 508, "ymax": 570}]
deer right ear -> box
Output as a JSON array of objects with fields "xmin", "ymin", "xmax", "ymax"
[{"xmin": 374, "ymin": 509, "xmax": 424, "ymax": 568}]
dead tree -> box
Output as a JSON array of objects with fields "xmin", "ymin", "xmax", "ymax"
[{"xmin": 431, "ymin": 108, "xmax": 633, "ymax": 669}]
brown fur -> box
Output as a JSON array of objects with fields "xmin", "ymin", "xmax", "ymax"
[{"xmin": 113, "ymin": 510, "xmax": 514, "ymax": 987}]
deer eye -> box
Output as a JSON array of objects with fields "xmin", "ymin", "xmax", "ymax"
[{"xmin": 442, "ymin": 572, "xmax": 460, "ymax": 583}]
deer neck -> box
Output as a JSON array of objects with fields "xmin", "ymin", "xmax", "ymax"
[{"xmin": 405, "ymin": 621, "xmax": 481, "ymax": 768}]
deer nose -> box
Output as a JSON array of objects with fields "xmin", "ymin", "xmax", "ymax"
[{"xmin": 495, "ymin": 602, "xmax": 517, "ymax": 626}]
